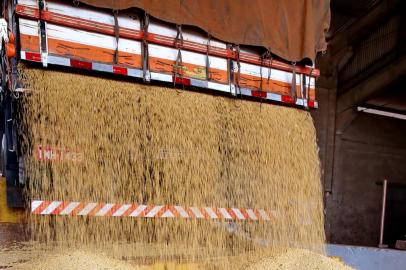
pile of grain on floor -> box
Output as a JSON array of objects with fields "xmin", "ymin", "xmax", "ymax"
[
  {"xmin": 19, "ymin": 64, "xmax": 325, "ymax": 266},
  {"xmin": 246, "ymin": 249, "xmax": 353, "ymax": 270}
]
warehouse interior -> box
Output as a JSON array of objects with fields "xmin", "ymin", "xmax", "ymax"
[
  {"xmin": 313, "ymin": 0, "xmax": 406, "ymax": 248},
  {"xmin": 0, "ymin": 0, "xmax": 405, "ymax": 269}
]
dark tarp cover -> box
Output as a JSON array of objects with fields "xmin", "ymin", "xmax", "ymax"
[{"xmin": 78, "ymin": 0, "xmax": 331, "ymax": 63}]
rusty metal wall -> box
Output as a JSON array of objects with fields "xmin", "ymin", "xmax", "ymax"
[{"xmin": 339, "ymin": 16, "xmax": 400, "ymax": 83}]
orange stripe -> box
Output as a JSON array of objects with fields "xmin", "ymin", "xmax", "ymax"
[
  {"xmin": 213, "ymin": 208, "xmax": 222, "ymax": 219},
  {"xmin": 235, "ymin": 72, "xmax": 316, "ymax": 100},
  {"xmin": 70, "ymin": 202, "xmax": 86, "ymax": 216},
  {"xmin": 140, "ymin": 205, "xmax": 155, "ymax": 217},
  {"xmin": 155, "ymin": 205, "xmax": 169, "ymax": 218},
  {"xmin": 184, "ymin": 207, "xmax": 195, "ymax": 218},
  {"xmin": 239, "ymin": 208, "xmax": 250, "ymax": 219},
  {"xmin": 199, "ymin": 208, "xmax": 210, "ymax": 219},
  {"xmin": 167, "ymin": 205, "xmax": 180, "ymax": 218},
  {"xmin": 51, "ymin": 201, "xmax": 69, "ymax": 215},
  {"xmin": 122, "ymin": 204, "xmax": 139, "ymax": 217},
  {"xmin": 20, "ymin": 34, "xmax": 40, "ymax": 53},
  {"xmin": 88, "ymin": 203, "xmax": 105, "ymax": 216},
  {"xmin": 32, "ymin": 201, "xmax": 51, "ymax": 214},
  {"xmin": 48, "ymin": 38, "xmax": 142, "ymax": 68},
  {"xmin": 104, "ymin": 204, "xmax": 122, "ymax": 216},
  {"xmin": 226, "ymin": 208, "xmax": 237, "ymax": 220}
]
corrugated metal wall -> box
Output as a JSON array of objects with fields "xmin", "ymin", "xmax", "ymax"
[{"xmin": 339, "ymin": 16, "xmax": 400, "ymax": 83}]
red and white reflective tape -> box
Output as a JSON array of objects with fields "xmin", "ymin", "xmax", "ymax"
[
  {"xmin": 20, "ymin": 51, "xmax": 318, "ymax": 108},
  {"xmin": 31, "ymin": 200, "xmax": 275, "ymax": 221}
]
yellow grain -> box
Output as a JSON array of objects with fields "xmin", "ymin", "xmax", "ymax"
[{"xmin": 19, "ymin": 64, "xmax": 326, "ymax": 268}]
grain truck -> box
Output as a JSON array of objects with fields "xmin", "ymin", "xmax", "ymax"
[{"xmin": 0, "ymin": 0, "xmax": 329, "ymax": 210}]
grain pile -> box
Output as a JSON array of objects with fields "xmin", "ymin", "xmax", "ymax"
[
  {"xmin": 247, "ymin": 249, "xmax": 353, "ymax": 270},
  {"xmin": 19, "ymin": 64, "xmax": 325, "ymax": 267}
]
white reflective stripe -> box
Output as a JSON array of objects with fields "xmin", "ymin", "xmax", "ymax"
[
  {"xmin": 41, "ymin": 201, "xmax": 62, "ymax": 215},
  {"xmin": 204, "ymin": 207, "xmax": 218, "ymax": 219},
  {"xmin": 150, "ymin": 72, "xmax": 173, "ymax": 83},
  {"xmin": 207, "ymin": 81, "xmax": 230, "ymax": 93},
  {"xmin": 218, "ymin": 208, "xmax": 232, "ymax": 219},
  {"xmin": 174, "ymin": 206, "xmax": 189, "ymax": 218},
  {"xmin": 145, "ymin": 205, "xmax": 164, "ymax": 218},
  {"xmin": 258, "ymin": 209, "xmax": 270, "ymax": 220},
  {"xmin": 77, "ymin": 203, "xmax": 98, "ymax": 216},
  {"xmin": 20, "ymin": 51, "xmax": 27, "ymax": 60},
  {"xmin": 59, "ymin": 202, "xmax": 80, "ymax": 215},
  {"xmin": 246, "ymin": 209, "xmax": 258, "ymax": 220},
  {"xmin": 189, "ymin": 207, "xmax": 204, "ymax": 219},
  {"xmin": 47, "ymin": 55, "xmax": 70, "ymax": 66},
  {"xmin": 127, "ymin": 68, "xmax": 143, "ymax": 78},
  {"xmin": 112, "ymin": 204, "xmax": 132, "ymax": 216},
  {"xmin": 232, "ymin": 208, "xmax": 245, "ymax": 220},
  {"xmin": 129, "ymin": 205, "xmax": 147, "ymax": 217},
  {"xmin": 267, "ymin": 93, "xmax": 282, "ymax": 102},
  {"xmin": 31, "ymin": 200, "xmax": 43, "ymax": 212},
  {"xmin": 95, "ymin": 203, "xmax": 114, "ymax": 216},
  {"xmin": 161, "ymin": 209, "xmax": 175, "ymax": 218}
]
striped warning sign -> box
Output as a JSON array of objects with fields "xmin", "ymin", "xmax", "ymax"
[{"xmin": 31, "ymin": 200, "xmax": 275, "ymax": 221}]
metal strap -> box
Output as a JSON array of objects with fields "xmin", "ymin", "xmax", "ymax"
[
  {"xmin": 174, "ymin": 25, "xmax": 184, "ymax": 88},
  {"xmin": 205, "ymin": 34, "xmax": 211, "ymax": 81},
  {"xmin": 236, "ymin": 45, "xmax": 241, "ymax": 95},
  {"xmin": 142, "ymin": 13, "xmax": 150, "ymax": 82},
  {"xmin": 290, "ymin": 62, "xmax": 297, "ymax": 102},
  {"xmin": 113, "ymin": 10, "xmax": 119, "ymax": 65},
  {"xmin": 38, "ymin": 0, "xmax": 48, "ymax": 67}
]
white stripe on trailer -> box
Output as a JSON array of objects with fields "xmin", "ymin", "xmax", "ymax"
[
  {"xmin": 207, "ymin": 81, "xmax": 231, "ymax": 92},
  {"xmin": 267, "ymin": 92, "xmax": 282, "ymax": 102},
  {"xmin": 19, "ymin": 19, "xmax": 39, "ymax": 36},
  {"xmin": 20, "ymin": 51, "xmax": 27, "ymax": 60},
  {"xmin": 150, "ymin": 72, "xmax": 173, "ymax": 83},
  {"xmin": 145, "ymin": 205, "xmax": 164, "ymax": 218},
  {"xmin": 47, "ymin": 55, "xmax": 70, "ymax": 66},
  {"xmin": 129, "ymin": 204, "xmax": 147, "ymax": 217},
  {"xmin": 59, "ymin": 202, "xmax": 80, "ymax": 215},
  {"xmin": 31, "ymin": 200, "xmax": 43, "ymax": 212},
  {"xmin": 112, "ymin": 204, "xmax": 132, "ymax": 217},
  {"xmin": 95, "ymin": 203, "xmax": 114, "ymax": 216},
  {"xmin": 218, "ymin": 208, "xmax": 232, "ymax": 219},
  {"xmin": 77, "ymin": 203, "xmax": 98, "ymax": 215}
]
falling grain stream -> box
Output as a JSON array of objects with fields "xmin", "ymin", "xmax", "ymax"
[{"xmin": 10, "ymin": 64, "xmax": 346, "ymax": 269}]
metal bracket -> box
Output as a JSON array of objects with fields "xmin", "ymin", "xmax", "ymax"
[{"xmin": 38, "ymin": 0, "xmax": 48, "ymax": 67}]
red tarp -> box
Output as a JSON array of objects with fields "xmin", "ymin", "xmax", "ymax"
[{"xmin": 78, "ymin": 0, "xmax": 330, "ymax": 63}]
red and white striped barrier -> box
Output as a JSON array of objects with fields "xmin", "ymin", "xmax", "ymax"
[{"xmin": 31, "ymin": 200, "xmax": 275, "ymax": 221}]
